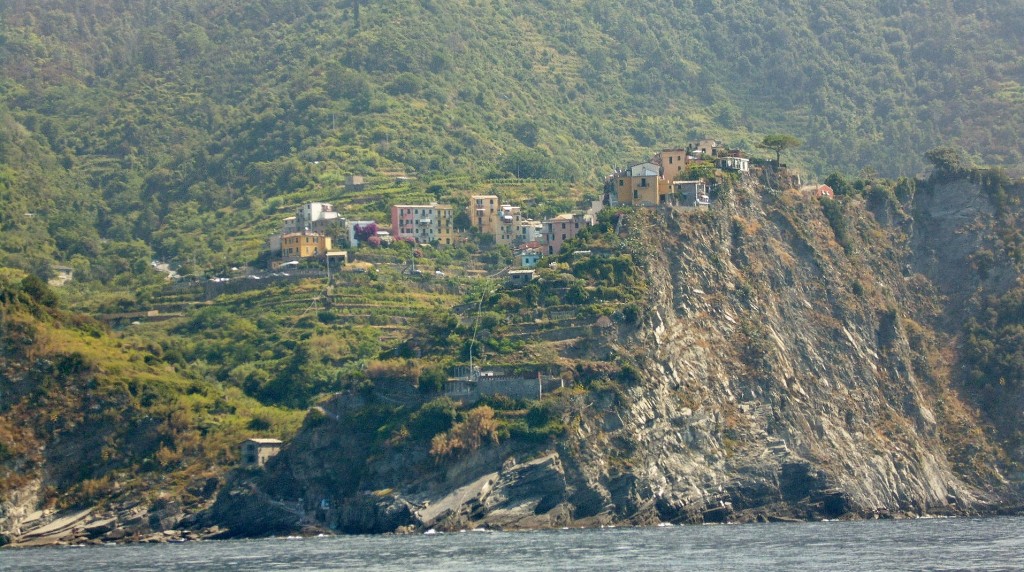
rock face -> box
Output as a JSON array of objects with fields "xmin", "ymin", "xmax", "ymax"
[
  {"xmin": 209, "ymin": 181, "xmax": 1020, "ymax": 535},
  {"xmin": 908, "ymin": 177, "xmax": 1018, "ymax": 326}
]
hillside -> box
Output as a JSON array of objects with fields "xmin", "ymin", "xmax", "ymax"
[
  {"xmin": 1, "ymin": 0, "xmax": 1023, "ymax": 284},
  {"xmin": 0, "ymin": 271, "xmax": 303, "ymax": 546},
  {"xmin": 2, "ymin": 0, "xmax": 1024, "ymax": 544},
  {"xmin": 205, "ymin": 173, "xmax": 1024, "ymax": 535}
]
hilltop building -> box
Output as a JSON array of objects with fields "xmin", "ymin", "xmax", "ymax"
[
  {"xmin": 516, "ymin": 244, "xmax": 542, "ymax": 268},
  {"xmin": 651, "ymin": 148, "xmax": 690, "ymax": 182},
  {"xmin": 692, "ymin": 139, "xmax": 722, "ymax": 157},
  {"xmin": 674, "ymin": 180, "xmax": 710, "ymax": 208},
  {"xmin": 269, "ymin": 202, "xmax": 344, "ymax": 259},
  {"xmin": 296, "ymin": 202, "xmax": 340, "ymax": 231},
  {"xmin": 609, "ymin": 162, "xmax": 671, "ymax": 207},
  {"xmin": 517, "ymin": 219, "xmax": 545, "ymax": 244},
  {"xmin": 497, "ymin": 204, "xmax": 523, "ymax": 245},
  {"xmin": 717, "ymin": 154, "xmax": 750, "ymax": 173},
  {"xmin": 544, "ymin": 213, "xmax": 586, "ymax": 255},
  {"xmin": 280, "ymin": 231, "xmax": 333, "ymax": 259}
]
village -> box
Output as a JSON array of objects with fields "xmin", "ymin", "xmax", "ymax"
[
  {"xmin": 263, "ymin": 139, "xmax": 831, "ymax": 277},
  {"xmin": 234, "ymin": 138, "xmax": 838, "ymax": 469},
  {"xmin": 167, "ymin": 139, "xmax": 836, "ymax": 470}
]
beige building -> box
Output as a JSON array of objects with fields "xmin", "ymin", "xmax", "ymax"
[
  {"xmin": 391, "ymin": 203, "xmax": 455, "ymax": 245},
  {"xmin": 652, "ymin": 148, "xmax": 690, "ymax": 182},
  {"xmin": 497, "ymin": 204, "xmax": 523, "ymax": 245}
]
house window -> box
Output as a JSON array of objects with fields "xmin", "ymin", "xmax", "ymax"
[
  {"xmin": 619, "ymin": 180, "xmax": 624, "ymax": 186},
  {"xmin": 640, "ymin": 178, "xmax": 647, "ymax": 187},
  {"xmin": 669, "ymin": 156, "xmax": 673, "ymax": 164},
  {"xmin": 634, "ymin": 190, "xmax": 639, "ymax": 199}
]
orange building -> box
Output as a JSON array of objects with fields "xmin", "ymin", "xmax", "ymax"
[
  {"xmin": 611, "ymin": 162, "xmax": 671, "ymax": 206},
  {"xmin": 652, "ymin": 149, "xmax": 690, "ymax": 182}
]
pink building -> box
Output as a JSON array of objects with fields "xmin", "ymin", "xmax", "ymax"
[{"xmin": 543, "ymin": 213, "xmax": 586, "ymax": 255}]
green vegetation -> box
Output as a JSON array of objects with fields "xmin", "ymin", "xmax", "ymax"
[
  {"xmin": 759, "ymin": 134, "xmax": 801, "ymax": 165},
  {"xmin": 0, "ymin": 272, "xmax": 303, "ymax": 509},
  {"xmin": 1, "ymin": 0, "xmax": 1024, "ymax": 524},
  {"xmin": 1, "ymin": 0, "xmax": 1022, "ymax": 294},
  {"xmin": 963, "ymin": 285, "xmax": 1024, "ymax": 454}
]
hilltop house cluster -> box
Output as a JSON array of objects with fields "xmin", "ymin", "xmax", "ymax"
[
  {"xmin": 265, "ymin": 141, "xmax": 831, "ymax": 267},
  {"xmin": 267, "ymin": 194, "xmax": 604, "ymax": 269},
  {"xmin": 604, "ymin": 139, "xmax": 750, "ymax": 209},
  {"xmin": 468, "ymin": 193, "xmax": 604, "ymax": 266}
]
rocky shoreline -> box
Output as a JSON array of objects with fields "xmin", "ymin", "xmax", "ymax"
[
  {"xmin": 4, "ymin": 496, "xmax": 1020, "ymax": 550},
  {"xmin": 1, "ymin": 504, "xmax": 228, "ymax": 549}
]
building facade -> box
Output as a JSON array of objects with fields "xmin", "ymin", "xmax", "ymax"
[
  {"xmin": 240, "ymin": 438, "xmax": 283, "ymax": 468},
  {"xmin": 497, "ymin": 204, "xmax": 523, "ymax": 245},
  {"xmin": 611, "ymin": 162, "xmax": 671, "ymax": 206},
  {"xmin": 470, "ymin": 195, "xmax": 501, "ymax": 237},
  {"xmin": 673, "ymin": 180, "xmax": 710, "ymax": 208},
  {"xmin": 653, "ymin": 148, "xmax": 690, "ymax": 182},
  {"xmin": 280, "ymin": 231, "xmax": 332, "ymax": 259},
  {"xmin": 391, "ymin": 203, "xmax": 455, "ymax": 245},
  {"xmin": 717, "ymin": 156, "xmax": 750, "ymax": 173},
  {"xmin": 543, "ymin": 213, "xmax": 586, "ymax": 255}
]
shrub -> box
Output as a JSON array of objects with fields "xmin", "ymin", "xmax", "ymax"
[
  {"xmin": 409, "ymin": 397, "xmax": 459, "ymax": 439},
  {"xmin": 430, "ymin": 405, "xmax": 499, "ymax": 458},
  {"xmin": 248, "ymin": 417, "xmax": 272, "ymax": 431},
  {"xmin": 21, "ymin": 274, "xmax": 57, "ymax": 307},
  {"xmin": 418, "ymin": 366, "xmax": 448, "ymax": 394},
  {"xmin": 820, "ymin": 197, "xmax": 853, "ymax": 254}
]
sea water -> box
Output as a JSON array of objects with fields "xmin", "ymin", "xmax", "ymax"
[{"xmin": 3, "ymin": 516, "xmax": 1023, "ymax": 571}]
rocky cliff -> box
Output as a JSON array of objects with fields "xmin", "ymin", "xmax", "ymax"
[{"xmin": 208, "ymin": 178, "xmax": 1022, "ymax": 535}]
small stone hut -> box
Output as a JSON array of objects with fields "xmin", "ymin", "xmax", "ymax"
[{"xmin": 240, "ymin": 438, "xmax": 283, "ymax": 468}]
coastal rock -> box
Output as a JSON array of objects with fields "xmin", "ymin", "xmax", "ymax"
[{"xmin": 203, "ymin": 180, "xmax": 1020, "ymax": 537}]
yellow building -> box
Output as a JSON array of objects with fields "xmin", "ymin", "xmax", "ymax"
[
  {"xmin": 470, "ymin": 195, "xmax": 500, "ymax": 236},
  {"xmin": 612, "ymin": 162, "xmax": 671, "ymax": 206},
  {"xmin": 281, "ymin": 231, "xmax": 332, "ymax": 259}
]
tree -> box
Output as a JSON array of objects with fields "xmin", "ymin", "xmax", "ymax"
[
  {"xmin": 418, "ymin": 366, "xmax": 448, "ymax": 394},
  {"xmin": 759, "ymin": 134, "xmax": 801, "ymax": 164},
  {"xmin": 924, "ymin": 147, "xmax": 974, "ymax": 180},
  {"xmin": 824, "ymin": 173, "xmax": 852, "ymax": 196},
  {"xmin": 353, "ymin": 222, "xmax": 378, "ymax": 242}
]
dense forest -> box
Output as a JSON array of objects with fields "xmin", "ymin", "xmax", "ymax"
[{"xmin": 1, "ymin": 0, "xmax": 1022, "ymax": 283}]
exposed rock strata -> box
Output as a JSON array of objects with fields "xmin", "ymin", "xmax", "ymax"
[{"xmin": 207, "ymin": 183, "xmax": 1018, "ymax": 536}]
